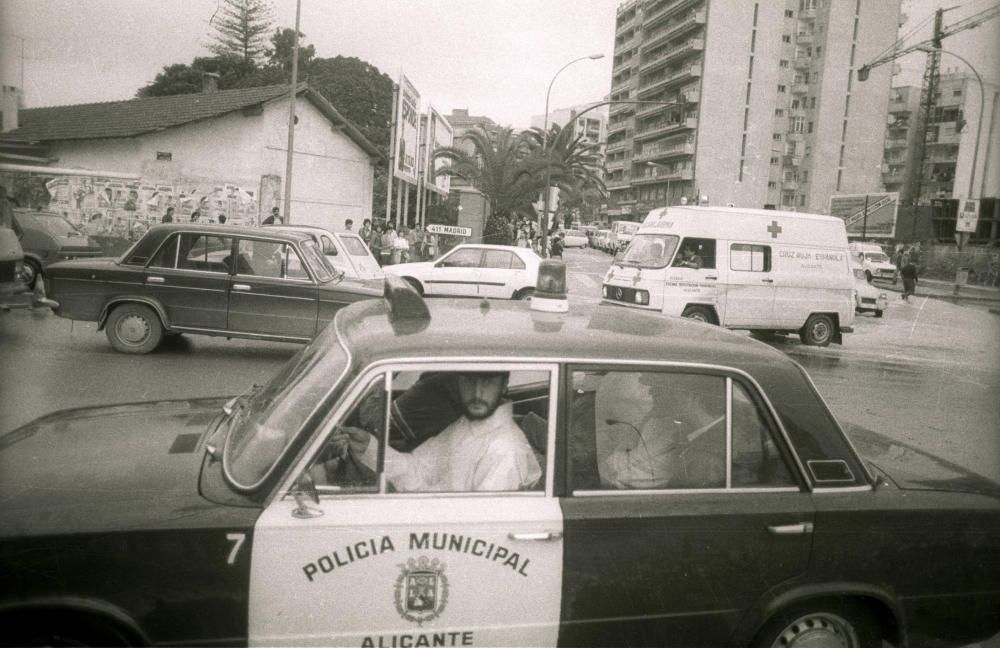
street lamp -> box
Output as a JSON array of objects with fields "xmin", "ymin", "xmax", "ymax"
[
  {"xmin": 916, "ymin": 45, "xmax": 985, "ymax": 295},
  {"xmin": 540, "ymin": 53, "xmax": 604, "ymax": 257},
  {"xmin": 646, "ymin": 161, "xmax": 671, "ymax": 208}
]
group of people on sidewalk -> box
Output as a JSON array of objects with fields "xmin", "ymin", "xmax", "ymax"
[{"xmin": 359, "ymin": 219, "xmax": 439, "ymax": 266}]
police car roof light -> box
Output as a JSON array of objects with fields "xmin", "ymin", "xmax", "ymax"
[
  {"xmin": 383, "ymin": 275, "xmax": 430, "ymax": 322},
  {"xmin": 531, "ymin": 259, "xmax": 569, "ymax": 313}
]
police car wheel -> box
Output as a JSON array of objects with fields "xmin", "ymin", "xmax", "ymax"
[
  {"xmin": 752, "ymin": 601, "xmax": 880, "ymax": 648},
  {"xmin": 681, "ymin": 305, "xmax": 716, "ymax": 324},
  {"xmin": 800, "ymin": 314, "xmax": 834, "ymax": 347},
  {"xmin": 106, "ymin": 303, "xmax": 164, "ymax": 354}
]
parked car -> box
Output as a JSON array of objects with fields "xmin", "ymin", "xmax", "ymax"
[
  {"xmin": 384, "ymin": 243, "xmax": 540, "ymax": 299},
  {"xmin": 561, "ymin": 229, "xmax": 589, "ymax": 248},
  {"xmin": 43, "ymin": 224, "xmax": 380, "ymax": 353},
  {"xmin": 0, "ymin": 223, "xmax": 29, "ymax": 310},
  {"xmin": 1, "ymin": 267, "xmax": 997, "ymax": 647},
  {"xmin": 12, "ymin": 208, "xmax": 104, "ymax": 288},
  {"xmin": 850, "ymin": 241, "xmax": 898, "ymax": 283},
  {"xmin": 851, "ymin": 260, "xmax": 888, "ymax": 317},
  {"xmin": 594, "ymin": 228, "xmax": 613, "ymax": 252},
  {"xmin": 265, "ymin": 224, "xmax": 383, "ymax": 284}
]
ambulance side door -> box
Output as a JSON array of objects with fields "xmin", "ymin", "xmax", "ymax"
[
  {"xmin": 722, "ymin": 242, "xmax": 776, "ymax": 327},
  {"xmin": 248, "ymin": 362, "xmax": 564, "ymax": 647}
]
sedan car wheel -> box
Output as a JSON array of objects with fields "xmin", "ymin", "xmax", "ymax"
[
  {"xmin": 106, "ymin": 303, "xmax": 164, "ymax": 354},
  {"xmin": 754, "ymin": 603, "xmax": 879, "ymax": 648},
  {"xmin": 21, "ymin": 259, "xmax": 40, "ymax": 289}
]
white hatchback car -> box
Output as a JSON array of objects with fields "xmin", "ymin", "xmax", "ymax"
[
  {"xmin": 265, "ymin": 225, "xmax": 383, "ymax": 284},
  {"xmin": 851, "ymin": 261, "xmax": 888, "ymax": 318},
  {"xmin": 385, "ymin": 243, "xmax": 541, "ymax": 299},
  {"xmin": 561, "ymin": 229, "xmax": 589, "ymax": 248}
]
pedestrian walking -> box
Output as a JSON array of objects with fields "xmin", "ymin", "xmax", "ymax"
[
  {"xmin": 900, "ymin": 259, "xmax": 918, "ymax": 302},
  {"xmin": 380, "ymin": 224, "xmax": 397, "ymax": 266},
  {"xmin": 161, "ymin": 207, "xmax": 175, "ymax": 224},
  {"xmin": 370, "ymin": 223, "xmax": 384, "ymax": 266}
]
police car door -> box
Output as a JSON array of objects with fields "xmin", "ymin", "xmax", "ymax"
[{"xmin": 249, "ymin": 362, "xmax": 563, "ymax": 647}]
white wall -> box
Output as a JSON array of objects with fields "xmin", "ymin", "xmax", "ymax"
[{"xmin": 50, "ymin": 94, "xmax": 375, "ymax": 229}]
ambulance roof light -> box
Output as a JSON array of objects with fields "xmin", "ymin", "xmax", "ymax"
[{"xmin": 530, "ymin": 259, "xmax": 569, "ymax": 313}]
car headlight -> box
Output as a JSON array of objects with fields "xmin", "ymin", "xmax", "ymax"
[
  {"xmin": 602, "ymin": 285, "xmax": 608, "ymax": 298},
  {"xmin": 634, "ymin": 290, "xmax": 649, "ymax": 305}
]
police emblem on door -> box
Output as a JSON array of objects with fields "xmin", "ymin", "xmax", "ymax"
[{"xmin": 395, "ymin": 556, "xmax": 448, "ymax": 625}]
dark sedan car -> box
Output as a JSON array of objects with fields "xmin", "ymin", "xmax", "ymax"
[
  {"xmin": 44, "ymin": 223, "xmax": 381, "ymax": 353},
  {"xmin": 1, "ymin": 267, "xmax": 997, "ymax": 647}
]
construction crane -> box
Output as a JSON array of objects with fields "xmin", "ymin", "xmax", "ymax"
[{"xmin": 858, "ymin": 3, "xmax": 1000, "ymax": 208}]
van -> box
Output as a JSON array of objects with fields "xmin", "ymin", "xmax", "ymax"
[
  {"xmin": 602, "ymin": 206, "xmax": 855, "ymax": 346},
  {"xmin": 608, "ymin": 220, "xmax": 640, "ymax": 252},
  {"xmin": 849, "ymin": 241, "xmax": 897, "ymax": 283}
]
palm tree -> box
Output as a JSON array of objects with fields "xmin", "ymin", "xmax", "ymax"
[
  {"xmin": 523, "ymin": 123, "xmax": 606, "ymax": 199},
  {"xmin": 432, "ymin": 126, "xmax": 540, "ymax": 243}
]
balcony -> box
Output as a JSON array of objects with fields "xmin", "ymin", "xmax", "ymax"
[
  {"xmin": 930, "ymin": 130, "xmax": 961, "ymax": 145},
  {"xmin": 634, "ymin": 116, "xmax": 697, "ymax": 142},
  {"xmin": 640, "ymin": 38, "xmax": 705, "ymax": 74},
  {"xmin": 611, "ymin": 76, "xmax": 634, "ymax": 93},
  {"xmin": 782, "ymin": 180, "xmax": 799, "ymax": 191},
  {"xmin": 783, "ymin": 154, "xmax": 804, "ymax": 166},
  {"xmin": 791, "ymin": 83, "xmax": 810, "ymax": 94},
  {"xmin": 785, "ymin": 132, "xmax": 806, "ymax": 143},
  {"xmin": 643, "ymin": 0, "xmax": 702, "ymax": 31},
  {"xmin": 638, "ymin": 64, "xmax": 701, "ymax": 97},
  {"xmin": 609, "ymin": 102, "xmax": 635, "ymax": 116},
  {"xmin": 632, "ymin": 167, "xmax": 694, "ymax": 185},
  {"xmin": 884, "ymin": 137, "xmax": 908, "ymax": 149},
  {"xmin": 793, "ymin": 55, "xmax": 811, "ymax": 70},
  {"xmin": 799, "ymin": 6, "xmax": 817, "ymax": 20},
  {"xmin": 882, "ymin": 170, "xmax": 906, "ymax": 184},
  {"xmin": 642, "ymin": 9, "xmax": 706, "ymax": 51},
  {"xmin": 635, "ymin": 140, "xmax": 696, "ymax": 162},
  {"xmin": 796, "ymin": 31, "xmax": 814, "ymax": 44},
  {"xmin": 606, "ymin": 176, "xmax": 633, "ymax": 190},
  {"xmin": 636, "ymin": 93, "xmax": 688, "ymax": 116}
]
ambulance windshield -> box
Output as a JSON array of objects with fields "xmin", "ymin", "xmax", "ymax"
[{"xmin": 620, "ymin": 234, "xmax": 679, "ymax": 268}]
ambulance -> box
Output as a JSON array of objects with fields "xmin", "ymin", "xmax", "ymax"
[{"xmin": 602, "ymin": 206, "xmax": 855, "ymax": 346}]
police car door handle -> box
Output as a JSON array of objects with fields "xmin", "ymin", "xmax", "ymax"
[
  {"xmin": 233, "ymin": 284, "xmax": 252, "ymax": 291},
  {"xmin": 508, "ymin": 531, "xmax": 563, "ymax": 542},
  {"xmin": 760, "ymin": 278, "xmax": 774, "ymax": 283},
  {"xmin": 146, "ymin": 276, "xmax": 165, "ymax": 284},
  {"xmin": 767, "ymin": 522, "xmax": 813, "ymax": 535}
]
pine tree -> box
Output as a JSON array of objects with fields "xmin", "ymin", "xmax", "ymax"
[{"xmin": 208, "ymin": 0, "xmax": 274, "ymax": 65}]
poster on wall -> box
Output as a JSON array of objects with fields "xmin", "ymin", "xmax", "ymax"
[
  {"xmin": 828, "ymin": 192, "xmax": 899, "ymax": 239},
  {"xmin": 423, "ymin": 104, "xmax": 453, "ymax": 196},
  {"xmin": 45, "ymin": 176, "xmax": 259, "ymax": 238},
  {"xmin": 393, "ymin": 73, "xmax": 421, "ymax": 185}
]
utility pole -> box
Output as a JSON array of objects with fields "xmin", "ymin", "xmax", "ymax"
[
  {"xmin": 282, "ymin": 0, "xmax": 302, "ymax": 224},
  {"xmin": 862, "ymin": 194, "xmax": 869, "ymax": 240}
]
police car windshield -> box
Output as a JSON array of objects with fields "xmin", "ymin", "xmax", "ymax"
[
  {"xmin": 222, "ymin": 334, "xmax": 349, "ymax": 490},
  {"xmin": 621, "ymin": 234, "xmax": 679, "ymax": 268}
]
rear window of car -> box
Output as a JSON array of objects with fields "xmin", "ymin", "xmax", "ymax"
[
  {"xmin": 565, "ymin": 230, "xmax": 584, "ymax": 237},
  {"xmin": 16, "ymin": 212, "xmax": 83, "ymax": 238}
]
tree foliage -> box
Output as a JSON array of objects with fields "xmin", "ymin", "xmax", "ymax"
[
  {"xmin": 208, "ymin": 0, "xmax": 274, "ymax": 65},
  {"xmin": 266, "ymin": 28, "xmax": 315, "ymax": 71}
]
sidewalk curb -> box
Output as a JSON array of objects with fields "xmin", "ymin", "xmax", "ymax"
[{"xmin": 878, "ymin": 283, "xmax": 1000, "ymax": 304}]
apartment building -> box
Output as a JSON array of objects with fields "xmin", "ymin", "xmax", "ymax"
[
  {"xmin": 881, "ymin": 85, "xmax": 922, "ymax": 204},
  {"xmin": 606, "ymin": 0, "xmax": 900, "ymax": 220},
  {"xmin": 530, "ymin": 103, "xmax": 608, "ymax": 148}
]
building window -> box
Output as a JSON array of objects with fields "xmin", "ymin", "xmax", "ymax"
[
  {"xmin": 779, "ymin": 59, "xmax": 789, "ymax": 68},
  {"xmin": 768, "ymin": 181, "xmax": 777, "ymax": 189},
  {"xmin": 791, "ymin": 99, "xmax": 800, "ymax": 109},
  {"xmin": 801, "ymin": 170, "xmax": 809, "ymax": 182},
  {"xmin": 790, "ymin": 116, "xmax": 806, "ymax": 133},
  {"xmin": 953, "ymin": 89, "xmax": 962, "ymax": 97},
  {"xmin": 770, "ymin": 156, "xmax": 779, "ymax": 165},
  {"xmin": 775, "ymin": 108, "xmax": 785, "ymax": 116},
  {"xmin": 773, "ymin": 133, "xmax": 783, "ymax": 141},
  {"xmin": 785, "ymin": 9, "xmax": 794, "ymax": 17},
  {"xmin": 797, "ymin": 195, "xmax": 806, "ymax": 206},
  {"xmin": 782, "ymin": 34, "xmax": 791, "ymax": 43},
  {"xmin": 809, "ymin": 96, "xmax": 816, "ymax": 108},
  {"xmin": 816, "ymin": 46, "xmax": 822, "ymax": 56},
  {"xmin": 778, "ymin": 84, "xmax": 787, "ymax": 93},
  {"xmin": 807, "ymin": 121, "xmax": 813, "ymax": 133}
]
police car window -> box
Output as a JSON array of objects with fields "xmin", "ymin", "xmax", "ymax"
[
  {"xmin": 308, "ymin": 376, "xmax": 384, "ymax": 493},
  {"xmin": 570, "ymin": 370, "xmax": 726, "ymax": 491},
  {"xmin": 731, "ymin": 243, "xmax": 772, "ymax": 272},
  {"xmin": 234, "ymin": 239, "xmax": 283, "ymax": 277},
  {"xmin": 310, "ymin": 369, "xmax": 550, "ymax": 495}
]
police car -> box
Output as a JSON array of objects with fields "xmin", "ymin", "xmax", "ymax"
[{"xmin": 1, "ymin": 263, "xmax": 998, "ymax": 648}]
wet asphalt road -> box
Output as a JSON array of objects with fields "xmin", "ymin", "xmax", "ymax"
[{"xmin": 2, "ymin": 246, "xmax": 998, "ymax": 484}]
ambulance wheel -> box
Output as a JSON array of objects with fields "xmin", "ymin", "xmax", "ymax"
[
  {"xmin": 681, "ymin": 305, "xmax": 716, "ymax": 324},
  {"xmin": 800, "ymin": 314, "xmax": 835, "ymax": 346},
  {"xmin": 106, "ymin": 303, "xmax": 163, "ymax": 354},
  {"xmin": 751, "ymin": 600, "xmax": 880, "ymax": 648},
  {"xmin": 874, "ymin": 309, "xmax": 884, "ymax": 318}
]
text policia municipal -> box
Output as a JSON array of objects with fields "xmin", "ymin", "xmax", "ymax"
[{"xmin": 302, "ymin": 533, "xmax": 532, "ymax": 582}]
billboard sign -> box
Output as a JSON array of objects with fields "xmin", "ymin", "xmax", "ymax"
[
  {"xmin": 828, "ymin": 192, "xmax": 899, "ymax": 238},
  {"xmin": 393, "ymin": 73, "xmax": 421, "ymax": 184},
  {"xmin": 956, "ymin": 198, "xmax": 980, "ymax": 233},
  {"xmin": 423, "ymin": 105, "xmax": 453, "ymax": 196}
]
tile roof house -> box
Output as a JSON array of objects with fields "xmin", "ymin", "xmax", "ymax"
[{"xmin": 0, "ymin": 83, "xmax": 383, "ymax": 230}]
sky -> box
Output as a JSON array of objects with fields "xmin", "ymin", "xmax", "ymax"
[
  {"xmin": 0, "ymin": 0, "xmax": 620, "ymax": 129},
  {"xmin": 2, "ymin": 0, "xmax": 997, "ymax": 129}
]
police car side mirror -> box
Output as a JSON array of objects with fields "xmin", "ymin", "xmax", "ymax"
[{"xmin": 292, "ymin": 471, "xmax": 323, "ymax": 519}]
